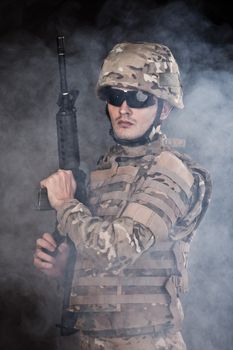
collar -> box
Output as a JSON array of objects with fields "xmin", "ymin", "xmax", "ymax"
[{"xmin": 110, "ymin": 132, "xmax": 168, "ymax": 159}]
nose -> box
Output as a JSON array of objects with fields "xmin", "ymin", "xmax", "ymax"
[{"xmin": 119, "ymin": 100, "xmax": 131, "ymax": 115}]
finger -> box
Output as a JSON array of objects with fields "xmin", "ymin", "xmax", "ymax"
[
  {"xmin": 36, "ymin": 238, "xmax": 56, "ymax": 252},
  {"xmin": 34, "ymin": 248, "xmax": 56, "ymax": 263},
  {"xmin": 57, "ymin": 169, "xmax": 66, "ymax": 176},
  {"xmin": 42, "ymin": 232, "xmax": 57, "ymax": 247},
  {"xmin": 58, "ymin": 242, "xmax": 70, "ymax": 255},
  {"xmin": 40, "ymin": 172, "xmax": 59, "ymax": 186},
  {"xmin": 40, "ymin": 179, "xmax": 47, "ymax": 188},
  {"xmin": 33, "ymin": 256, "xmax": 53, "ymax": 270},
  {"xmin": 58, "ymin": 169, "xmax": 72, "ymax": 175},
  {"xmin": 71, "ymin": 177, "xmax": 77, "ymax": 191}
]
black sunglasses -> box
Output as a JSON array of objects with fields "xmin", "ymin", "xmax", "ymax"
[{"xmin": 101, "ymin": 87, "xmax": 156, "ymax": 108}]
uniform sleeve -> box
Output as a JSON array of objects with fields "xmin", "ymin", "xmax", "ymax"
[{"xmin": 57, "ymin": 199, "xmax": 155, "ymax": 274}]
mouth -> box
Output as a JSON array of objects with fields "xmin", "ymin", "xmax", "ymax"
[{"xmin": 117, "ymin": 120, "xmax": 134, "ymax": 128}]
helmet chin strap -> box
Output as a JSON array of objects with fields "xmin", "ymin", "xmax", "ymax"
[{"xmin": 109, "ymin": 99, "xmax": 164, "ymax": 147}]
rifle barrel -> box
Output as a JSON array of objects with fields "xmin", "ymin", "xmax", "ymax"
[{"xmin": 57, "ymin": 35, "xmax": 68, "ymax": 94}]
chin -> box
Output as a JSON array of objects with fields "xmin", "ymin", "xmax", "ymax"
[
  {"xmin": 114, "ymin": 127, "xmax": 138, "ymax": 140},
  {"xmin": 115, "ymin": 131, "xmax": 139, "ymax": 140}
]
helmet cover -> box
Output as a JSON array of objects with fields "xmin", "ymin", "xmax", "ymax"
[{"xmin": 97, "ymin": 42, "xmax": 184, "ymax": 109}]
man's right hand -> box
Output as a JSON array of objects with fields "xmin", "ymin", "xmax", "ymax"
[{"xmin": 33, "ymin": 232, "xmax": 70, "ymax": 279}]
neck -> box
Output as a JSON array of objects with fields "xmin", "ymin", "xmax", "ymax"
[{"xmin": 112, "ymin": 131, "xmax": 167, "ymax": 159}]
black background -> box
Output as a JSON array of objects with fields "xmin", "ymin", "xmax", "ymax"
[{"xmin": 0, "ymin": 0, "xmax": 232, "ymax": 38}]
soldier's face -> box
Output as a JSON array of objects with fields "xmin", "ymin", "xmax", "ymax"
[{"xmin": 108, "ymin": 99, "xmax": 158, "ymax": 140}]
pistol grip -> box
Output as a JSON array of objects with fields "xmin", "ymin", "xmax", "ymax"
[{"xmin": 42, "ymin": 228, "xmax": 66, "ymax": 257}]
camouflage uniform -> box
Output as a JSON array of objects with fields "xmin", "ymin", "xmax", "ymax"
[
  {"xmin": 56, "ymin": 134, "xmax": 211, "ymax": 349},
  {"xmin": 56, "ymin": 43, "xmax": 211, "ymax": 349}
]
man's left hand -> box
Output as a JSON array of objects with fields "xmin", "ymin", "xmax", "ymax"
[{"xmin": 40, "ymin": 169, "xmax": 77, "ymax": 210}]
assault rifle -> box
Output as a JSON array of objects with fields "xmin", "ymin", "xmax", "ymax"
[
  {"xmin": 38, "ymin": 35, "xmax": 86, "ymax": 212},
  {"xmin": 37, "ymin": 35, "xmax": 86, "ymax": 335}
]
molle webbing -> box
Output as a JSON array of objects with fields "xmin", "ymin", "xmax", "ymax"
[
  {"xmin": 132, "ymin": 193, "xmax": 177, "ymax": 225},
  {"xmin": 150, "ymin": 167, "xmax": 192, "ymax": 198},
  {"xmin": 83, "ymin": 324, "xmax": 169, "ymax": 338},
  {"xmin": 122, "ymin": 202, "xmax": 169, "ymax": 240},
  {"xmin": 73, "ymin": 276, "xmax": 168, "ymax": 287},
  {"xmin": 143, "ymin": 180, "xmax": 187, "ymax": 215},
  {"xmin": 90, "ymin": 165, "xmax": 139, "ymax": 189},
  {"xmin": 70, "ymin": 294, "xmax": 169, "ymax": 306},
  {"xmin": 90, "ymin": 163, "xmax": 141, "ymax": 218}
]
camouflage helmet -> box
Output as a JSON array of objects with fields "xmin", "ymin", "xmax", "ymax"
[{"xmin": 96, "ymin": 42, "xmax": 184, "ymax": 109}]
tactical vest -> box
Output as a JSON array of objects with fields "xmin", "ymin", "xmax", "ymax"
[{"xmin": 66, "ymin": 135, "xmax": 211, "ymax": 335}]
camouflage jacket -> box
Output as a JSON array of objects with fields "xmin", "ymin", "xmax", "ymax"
[{"xmin": 57, "ymin": 133, "xmax": 211, "ymax": 335}]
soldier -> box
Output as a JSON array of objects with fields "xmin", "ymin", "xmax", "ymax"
[{"xmin": 34, "ymin": 42, "xmax": 212, "ymax": 349}]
